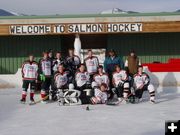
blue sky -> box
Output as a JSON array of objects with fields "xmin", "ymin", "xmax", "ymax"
[{"xmin": 0, "ymin": 0, "xmax": 180, "ymax": 15}]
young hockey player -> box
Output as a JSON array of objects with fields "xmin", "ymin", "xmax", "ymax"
[
  {"xmin": 93, "ymin": 65, "xmax": 110, "ymax": 87},
  {"xmin": 104, "ymin": 49, "xmax": 124, "ymax": 87},
  {"xmin": 112, "ymin": 65, "xmax": 130, "ymax": 101},
  {"xmin": 53, "ymin": 64, "xmax": 82, "ymax": 105},
  {"xmin": 20, "ymin": 54, "xmax": 38, "ymax": 104},
  {"xmin": 84, "ymin": 49, "xmax": 99, "ymax": 81},
  {"xmin": 75, "ymin": 64, "xmax": 92, "ymax": 104},
  {"xmin": 38, "ymin": 51, "xmax": 53, "ymax": 102},
  {"xmin": 53, "ymin": 52, "xmax": 64, "ymax": 72},
  {"xmin": 133, "ymin": 66, "xmax": 155, "ymax": 104},
  {"xmin": 75, "ymin": 64, "xmax": 90, "ymax": 90},
  {"xmin": 65, "ymin": 48, "xmax": 81, "ymax": 83},
  {"xmin": 91, "ymin": 83, "xmax": 108, "ymax": 104},
  {"xmin": 52, "ymin": 64, "xmax": 69, "ymax": 90}
]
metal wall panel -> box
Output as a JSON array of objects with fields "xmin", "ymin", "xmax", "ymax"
[
  {"xmin": 0, "ymin": 35, "xmax": 62, "ymax": 74},
  {"xmin": 107, "ymin": 32, "xmax": 180, "ymax": 63}
]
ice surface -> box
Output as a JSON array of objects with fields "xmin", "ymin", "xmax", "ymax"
[{"xmin": 0, "ymin": 87, "xmax": 180, "ymax": 135}]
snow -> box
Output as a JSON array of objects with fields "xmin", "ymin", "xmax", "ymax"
[{"xmin": 0, "ymin": 87, "xmax": 180, "ymax": 135}]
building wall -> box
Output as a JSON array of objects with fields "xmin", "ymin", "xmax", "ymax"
[
  {"xmin": 1, "ymin": 32, "xmax": 180, "ymax": 74},
  {"xmin": 107, "ymin": 32, "xmax": 180, "ymax": 63},
  {"xmin": 0, "ymin": 35, "xmax": 62, "ymax": 74}
]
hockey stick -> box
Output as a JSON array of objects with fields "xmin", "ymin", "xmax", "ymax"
[{"xmin": 29, "ymin": 95, "xmax": 49, "ymax": 105}]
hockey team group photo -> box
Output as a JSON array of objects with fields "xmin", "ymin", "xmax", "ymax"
[
  {"xmin": 20, "ymin": 49, "xmax": 155, "ymax": 106},
  {"xmin": 0, "ymin": 1, "xmax": 180, "ymax": 135}
]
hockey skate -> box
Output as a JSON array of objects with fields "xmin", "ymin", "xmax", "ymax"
[{"xmin": 20, "ymin": 98, "xmax": 26, "ymax": 104}]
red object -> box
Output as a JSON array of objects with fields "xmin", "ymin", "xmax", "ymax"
[{"xmin": 143, "ymin": 58, "xmax": 180, "ymax": 72}]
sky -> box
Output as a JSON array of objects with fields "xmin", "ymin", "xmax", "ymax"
[{"xmin": 0, "ymin": 0, "xmax": 180, "ymax": 15}]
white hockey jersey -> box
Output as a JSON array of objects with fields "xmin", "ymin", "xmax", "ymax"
[
  {"xmin": 22, "ymin": 61, "xmax": 38, "ymax": 80},
  {"xmin": 92, "ymin": 88, "xmax": 108, "ymax": 104},
  {"xmin": 133, "ymin": 73, "xmax": 150, "ymax": 89},
  {"xmin": 39, "ymin": 58, "xmax": 52, "ymax": 76},
  {"xmin": 54, "ymin": 72, "xmax": 68, "ymax": 88},
  {"xmin": 75, "ymin": 71, "xmax": 90, "ymax": 87},
  {"xmin": 112, "ymin": 70, "xmax": 128, "ymax": 87},
  {"xmin": 93, "ymin": 73, "xmax": 109, "ymax": 86},
  {"xmin": 84, "ymin": 56, "xmax": 99, "ymax": 75}
]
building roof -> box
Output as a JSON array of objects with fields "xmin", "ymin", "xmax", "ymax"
[
  {"xmin": 0, "ymin": 12, "xmax": 180, "ymax": 19},
  {"xmin": 0, "ymin": 12, "xmax": 180, "ymax": 24}
]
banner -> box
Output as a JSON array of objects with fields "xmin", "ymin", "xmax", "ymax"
[{"xmin": 9, "ymin": 23, "xmax": 142, "ymax": 35}]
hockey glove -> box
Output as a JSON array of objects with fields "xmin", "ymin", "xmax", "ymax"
[{"xmin": 40, "ymin": 74, "xmax": 46, "ymax": 82}]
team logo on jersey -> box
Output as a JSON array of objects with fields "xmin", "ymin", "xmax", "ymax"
[{"xmin": 89, "ymin": 60, "xmax": 95, "ymax": 66}]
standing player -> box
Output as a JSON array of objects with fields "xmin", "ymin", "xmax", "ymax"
[
  {"xmin": 38, "ymin": 51, "xmax": 53, "ymax": 103},
  {"xmin": 20, "ymin": 54, "xmax": 38, "ymax": 104},
  {"xmin": 53, "ymin": 52, "xmax": 64, "ymax": 72},
  {"xmin": 65, "ymin": 48, "xmax": 81, "ymax": 83},
  {"xmin": 133, "ymin": 66, "xmax": 155, "ymax": 103},
  {"xmin": 84, "ymin": 49, "xmax": 99, "ymax": 82},
  {"xmin": 112, "ymin": 65, "xmax": 130, "ymax": 101}
]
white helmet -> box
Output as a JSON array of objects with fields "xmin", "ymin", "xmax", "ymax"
[
  {"xmin": 92, "ymin": 81, "xmax": 98, "ymax": 88},
  {"xmin": 69, "ymin": 83, "xmax": 74, "ymax": 90}
]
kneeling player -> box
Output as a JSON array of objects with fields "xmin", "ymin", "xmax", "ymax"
[
  {"xmin": 53, "ymin": 65, "xmax": 81, "ymax": 105},
  {"xmin": 112, "ymin": 65, "xmax": 130, "ymax": 101},
  {"xmin": 133, "ymin": 66, "xmax": 155, "ymax": 103},
  {"xmin": 52, "ymin": 65, "xmax": 69, "ymax": 95},
  {"xmin": 75, "ymin": 64, "xmax": 90, "ymax": 90},
  {"xmin": 93, "ymin": 65, "xmax": 109, "ymax": 88},
  {"xmin": 75, "ymin": 64, "xmax": 92, "ymax": 104},
  {"xmin": 20, "ymin": 54, "xmax": 38, "ymax": 104},
  {"xmin": 91, "ymin": 83, "xmax": 108, "ymax": 104}
]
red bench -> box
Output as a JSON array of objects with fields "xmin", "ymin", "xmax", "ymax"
[{"xmin": 143, "ymin": 59, "xmax": 180, "ymax": 72}]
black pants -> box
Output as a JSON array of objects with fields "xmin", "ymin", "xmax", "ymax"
[
  {"xmin": 22, "ymin": 80, "xmax": 36, "ymax": 91},
  {"xmin": 114, "ymin": 86, "xmax": 124, "ymax": 98},
  {"xmin": 135, "ymin": 85, "xmax": 148, "ymax": 99},
  {"xmin": 41, "ymin": 77, "xmax": 51, "ymax": 92},
  {"xmin": 76, "ymin": 84, "xmax": 92, "ymax": 104}
]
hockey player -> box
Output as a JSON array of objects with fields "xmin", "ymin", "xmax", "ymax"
[
  {"xmin": 133, "ymin": 66, "xmax": 155, "ymax": 103},
  {"xmin": 75, "ymin": 64, "xmax": 90, "ymax": 91},
  {"xmin": 112, "ymin": 65, "xmax": 130, "ymax": 101},
  {"xmin": 84, "ymin": 49, "xmax": 99, "ymax": 81},
  {"xmin": 104, "ymin": 49, "xmax": 124, "ymax": 88},
  {"xmin": 53, "ymin": 52, "xmax": 64, "ymax": 72},
  {"xmin": 38, "ymin": 51, "xmax": 53, "ymax": 102},
  {"xmin": 53, "ymin": 64, "xmax": 82, "ymax": 105},
  {"xmin": 93, "ymin": 65, "xmax": 110, "ymax": 87},
  {"xmin": 75, "ymin": 64, "xmax": 92, "ymax": 104},
  {"xmin": 20, "ymin": 54, "xmax": 38, "ymax": 104},
  {"xmin": 91, "ymin": 83, "xmax": 108, "ymax": 104},
  {"xmin": 52, "ymin": 64, "xmax": 69, "ymax": 90},
  {"xmin": 65, "ymin": 48, "xmax": 81, "ymax": 83}
]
